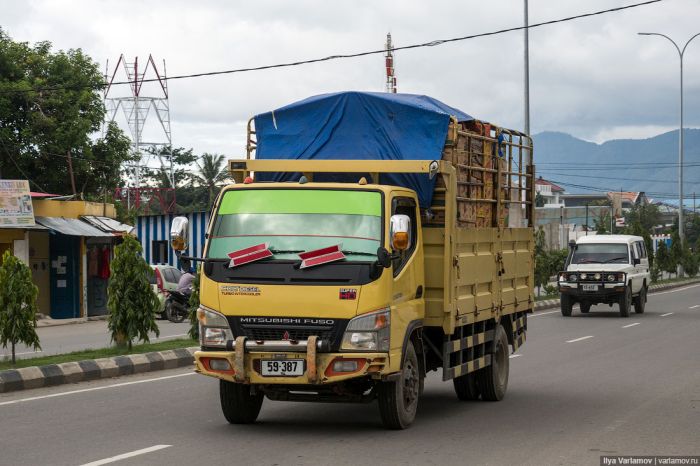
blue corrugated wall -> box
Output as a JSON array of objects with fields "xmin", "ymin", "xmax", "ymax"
[{"xmin": 136, "ymin": 212, "xmax": 210, "ymax": 265}]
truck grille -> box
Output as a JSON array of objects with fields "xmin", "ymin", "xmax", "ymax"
[
  {"xmin": 225, "ymin": 316, "xmax": 349, "ymax": 351},
  {"xmin": 240, "ymin": 327, "xmax": 335, "ymax": 342}
]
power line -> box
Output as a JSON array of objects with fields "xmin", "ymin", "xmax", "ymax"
[
  {"xmin": 0, "ymin": 0, "xmax": 662, "ymax": 96},
  {"xmin": 538, "ymin": 170, "xmax": 700, "ymax": 185}
]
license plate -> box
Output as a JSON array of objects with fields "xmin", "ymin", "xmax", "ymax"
[
  {"xmin": 261, "ymin": 359, "xmax": 304, "ymax": 377},
  {"xmin": 582, "ymin": 284, "xmax": 598, "ymax": 291}
]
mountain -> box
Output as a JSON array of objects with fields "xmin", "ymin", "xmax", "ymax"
[{"xmin": 532, "ymin": 129, "xmax": 700, "ymax": 203}]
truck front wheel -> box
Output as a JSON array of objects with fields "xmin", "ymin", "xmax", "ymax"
[
  {"xmin": 476, "ymin": 324, "xmax": 509, "ymax": 401},
  {"xmin": 378, "ymin": 341, "xmax": 421, "ymax": 429},
  {"xmin": 219, "ymin": 380, "xmax": 264, "ymax": 424}
]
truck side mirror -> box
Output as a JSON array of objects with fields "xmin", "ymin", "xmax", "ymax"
[
  {"xmin": 633, "ymin": 257, "xmax": 641, "ymax": 266},
  {"xmin": 390, "ymin": 214, "xmax": 411, "ymax": 251},
  {"xmin": 377, "ymin": 247, "xmax": 392, "ymax": 269},
  {"xmin": 171, "ymin": 216, "xmax": 189, "ymax": 252}
]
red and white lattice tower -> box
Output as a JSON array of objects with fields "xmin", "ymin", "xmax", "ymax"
[
  {"xmin": 385, "ymin": 33, "xmax": 397, "ymax": 93},
  {"xmin": 103, "ymin": 55, "xmax": 175, "ymax": 212}
]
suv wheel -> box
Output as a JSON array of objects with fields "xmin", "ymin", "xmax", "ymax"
[
  {"xmin": 561, "ymin": 293, "xmax": 573, "ymax": 317},
  {"xmin": 634, "ymin": 284, "xmax": 647, "ymax": 314},
  {"xmin": 580, "ymin": 302, "xmax": 591, "ymax": 314},
  {"xmin": 619, "ymin": 285, "xmax": 632, "ymax": 318}
]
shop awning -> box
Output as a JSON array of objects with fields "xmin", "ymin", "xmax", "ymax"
[
  {"xmin": 35, "ymin": 217, "xmax": 113, "ymax": 237},
  {"xmin": 81, "ymin": 216, "xmax": 134, "ymax": 235}
]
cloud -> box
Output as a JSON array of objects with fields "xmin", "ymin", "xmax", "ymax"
[{"xmin": 2, "ymin": 0, "xmax": 700, "ymax": 156}]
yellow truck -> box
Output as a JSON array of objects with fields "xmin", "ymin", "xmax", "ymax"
[{"xmin": 171, "ymin": 92, "xmax": 535, "ymax": 429}]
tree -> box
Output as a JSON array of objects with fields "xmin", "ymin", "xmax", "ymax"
[
  {"xmin": 107, "ymin": 235, "xmax": 160, "ymax": 349},
  {"xmin": 535, "ymin": 192, "xmax": 545, "ymax": 208},
  {"xmin": 624, "ymin": 203, "xmax": 661, "ymax": 233},
  {"xmin": 0, "ymin": 29, "xmax": 133, "ymax": 197},
  {"xmin": 534, "ymin": 227, "xmax": 548, "ymax": 296},
  {"xmin": 680, "ymin": 241, "xmax": 699, "ymax": 277},
  {"xmin": 670, "ymin": 231, "xmax": 683, "ymax": 277},
  {"xmin": 195, "ymin": 153, "xmax": 229, "ymax": 208},
  {"xmin": 0, "ymin": 251, "xmax": 41, "ymax": 364},
  {"xmin": 656, "ymin": 241, "xmax": 675, "ymax": 278},
  {"xmin": 594, "ymin": 210, "xmax": 611, "ymax": 234}
]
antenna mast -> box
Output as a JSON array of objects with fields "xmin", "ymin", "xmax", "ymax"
[{"xmin": 385, "ymin": 33, "xmax": 397, "ymax": 93}]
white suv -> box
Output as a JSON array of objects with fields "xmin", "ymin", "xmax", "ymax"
[{"xmin": 558, "ymin": 235, "xmax": 650, "ymax": 317}]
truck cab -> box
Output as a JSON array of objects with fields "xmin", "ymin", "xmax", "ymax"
[{"xmin": 558, "ymin": 235, "xmax": 650, "ymax": 317}]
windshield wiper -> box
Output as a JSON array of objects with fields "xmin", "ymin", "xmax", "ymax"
[
  {"xmin": 268, "ymin": 249, "xmax": 304, "ymax": 255},
  {"xmin": 342, "ymin": 250, "xmax": 377, "ymax": 257},
  {"xmin": 602, "ymin": 256, "xmax": 628, "ymax": 263},
  {"xmin": 575, "ymin": 259, "xmax": 600, "ymax": 264}
]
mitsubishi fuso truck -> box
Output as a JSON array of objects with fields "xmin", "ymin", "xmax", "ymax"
[{"xmin": 170, "ymin": 92, "xmax": 535, "ymax": 429}]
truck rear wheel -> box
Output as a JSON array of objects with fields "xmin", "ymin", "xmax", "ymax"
[
  {"xmin": 453, "ymin": 373, "xmax": 480, "ymax": 401},
  {"xmin": 476, "ymin": 324, "xmax": 509, "ymax": 401},
  {"xmin": 219, "ymin": 380, "xmax": 264, "ymax": 424},
  {"xmin": 378, "ymin": 341, "xmax": 420, "ymax": 429},
  {"xmin": 561, "ymin": 294, "xmax": 573, "ymax": 317},
  {"xmin": 580, "ymin": 302, "xmax": 591, "ymax": 313},
  {"xmin": 619, "ymin": 285, "xmax": 632, "ymax": 318},
  {"xmin": 634, "ymin": 285, "xmax": 647, "ymax": 314}
]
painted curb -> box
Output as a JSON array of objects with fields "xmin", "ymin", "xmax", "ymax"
[
  {"xmin": 533, "ymin": 278, "xmax": 700, "ymax": 311},
  {"xmin": 0, "ymin": 347, "xmax": 197, "ymax": 394}
]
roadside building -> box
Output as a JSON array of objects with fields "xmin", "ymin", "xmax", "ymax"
[
  {"xmin": 135, "ymin": 212, "xmax": 209, "ymax": 266},
  {"xmin": 535, "ymin": 177, "xmax": 565, "ymax": 206},
  {"xmin": 0, "ymin": 195, "xmax": 132, "ymax": 319}
]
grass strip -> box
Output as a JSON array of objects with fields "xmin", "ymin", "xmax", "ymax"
[{"xmin": 0, "ymin": 338, "xmax": 197, "ymax": 371}]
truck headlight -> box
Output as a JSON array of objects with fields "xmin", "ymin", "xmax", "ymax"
[
  {"xmin": 341, "ymin": 308, "xmax": 390, "ymax": 352},
  {"xmin": 197, "ymin": 305, "xmax": 233, "ymax": 348}
]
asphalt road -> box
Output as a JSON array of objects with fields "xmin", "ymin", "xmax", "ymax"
[
  {"xmin": 1, "ymin": 284, "xmax": 699, "ymax": 466},
  {"xmin": 0, "ymin": 319, "xmax": 192, "ymax": 360}
]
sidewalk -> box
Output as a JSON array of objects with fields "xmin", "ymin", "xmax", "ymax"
[{"xmin": 35, "ymin": 314, "xmax": 108, "ymax": 328}]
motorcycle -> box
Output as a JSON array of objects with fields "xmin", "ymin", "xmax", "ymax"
[{"xmin": 164, "ymin": 290, "xmax": 190, "ymax": 323}]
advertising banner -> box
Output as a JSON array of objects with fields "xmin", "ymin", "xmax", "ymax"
[{"xmin": 0, "ymin": 180, "xmax": 35, "ymax": 226}]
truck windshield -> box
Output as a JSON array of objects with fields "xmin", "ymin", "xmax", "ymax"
[
  {"xmin": 571, "ymin": 243, "xmax": 629, "ymax": 264},
  {"xmin": 207, "ymin": 189, "xmax": 382, "ymax": 261}
]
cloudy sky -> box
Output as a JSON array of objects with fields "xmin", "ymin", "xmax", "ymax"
[{"xmin": 3, "ymin": 0, "xmax": 700, "ymax": 158}]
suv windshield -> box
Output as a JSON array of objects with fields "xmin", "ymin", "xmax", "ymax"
[
  {"xmin": 571, "ymin": 243, "xmax": 629, "ymax": 264},
  {"xmin": 207, "ymin": 189, "xmax": 382, "ymax": 262}
]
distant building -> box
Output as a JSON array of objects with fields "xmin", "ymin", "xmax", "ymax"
[
  {"xmin": 135, "ymin": 212, "xmax": 209, "ymax": 266},
  {"xmin": 535, "ymin": 177, "xmax": 565, "ymax": 206}
]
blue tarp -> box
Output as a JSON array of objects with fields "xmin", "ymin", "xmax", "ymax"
[{"xmin": 254, "ymin": 91, "xmax": 473, "ymax": 207}]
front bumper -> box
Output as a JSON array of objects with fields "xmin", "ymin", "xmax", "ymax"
[
  {"xmin": 559, "ymin": 282, "xmax": 626, "ymax": 299},
  {"xmin": 194, "ymin": 337, "xmax": 389, "ymax": 385}
]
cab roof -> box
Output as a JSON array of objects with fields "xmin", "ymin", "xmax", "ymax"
[{"xmin": 575, "ymin": 234, "xmax": 643, "ymax": 245}]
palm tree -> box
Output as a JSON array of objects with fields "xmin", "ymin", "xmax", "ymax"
[{"xmin": 195, "ymin": 153, "xmax": 229, "ymax": 208}]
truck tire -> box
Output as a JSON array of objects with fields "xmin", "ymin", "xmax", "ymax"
[
  {"xmin": 453, "ymin": 373, "xmax": 480, "ymax": 401},
  {"xmin": 560, "ymin": 294, "xmax": 573, "ymax": 317},
  {"xmin": 476, "ymin": 324, "xmax": 509, "ymax": 401},
  {"xmin": 378, "ymin": 341, "xmax": 420, "ymax": 429},
  {"xmin": 580, "ymin": 302, "xmax": 591, "ymax": 314},
  {"xmin": 619, "ymin": 285, "xmax": 632, "ymax": 318},
  {"xmin": 219, "ymin": 380, "xmax": 264, "ymax": 424},
  {"xmin": 634, "ymin": 285, "xmax": 647, "ymax": 314}
]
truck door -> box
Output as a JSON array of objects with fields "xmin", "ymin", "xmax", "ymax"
[{"xmin": 390, "ymin": 196, "xmax": 425, "ymax": 341}]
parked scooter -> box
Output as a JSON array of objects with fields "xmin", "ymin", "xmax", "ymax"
[{"xmin": 164, "ymin": 290, "xmax": 190, "ymax": 323}]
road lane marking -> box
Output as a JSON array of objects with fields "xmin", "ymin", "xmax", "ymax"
[
  {"xmin": 566, "ymin": 335, "xmax": 594, "ymax": 343},
  {"xmin": 79, "ymin": 445, "xmax": 171, "ymax": 466},
  {"xmin": 651, "ymin": 284, "xmax": 700, "ymax": 296},
  {"xmin": 690, "ymin": 305, "xmax": 700, "ymax": 309},
  {"xmin": 509, "ymin": 354, "xmax": 522, "ymax": 359},
  {"xmin": 154, "ymin": 333, "xmax": 189, "ymax": 340},
  {"xmin": 0, "ymin": 372, "xmax": 195, "ymax": 407},
  {"xmin": 660, "ymin": 312, "xmax": 674, "ymax": 317},
  {"xmin": 530, "ymin": 310, "xmax": 560, "ymax": 317},
  {"xmin": 622, "ymin": 323, "xmax": 640, "ymax": 328}
]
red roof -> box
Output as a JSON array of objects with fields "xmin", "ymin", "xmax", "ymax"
[
  {"xmin": 30, "ymin": 192, "xmax": 61, "ymax": 198},
  {"xmin": 535, "ymin": 177, "xmax": 564, "ymax": 192}
]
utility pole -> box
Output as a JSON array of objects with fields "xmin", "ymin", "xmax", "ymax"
[
  {"xmin": 523, "ymin": 0, "xmax": 530, "ymax": 138},
  {"xmin": 66, "ymin": 149, "xmax": 77, "ymax": 195}
]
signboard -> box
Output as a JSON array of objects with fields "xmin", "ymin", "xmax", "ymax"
[{"xmin": 0, "ymin": 180, "xmax": 35, "ymax": 226}]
